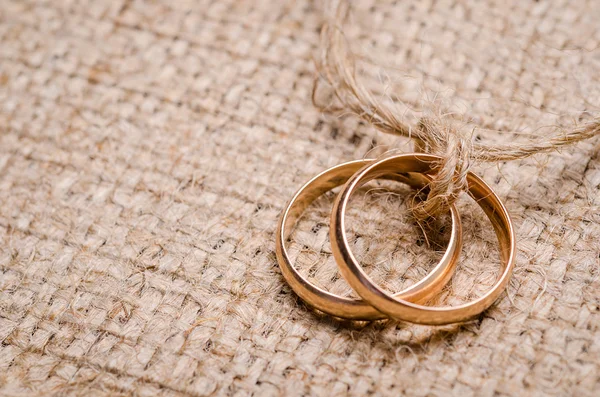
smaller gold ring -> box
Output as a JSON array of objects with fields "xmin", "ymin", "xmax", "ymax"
[
  {"xmin": 276, "ymin": 159, "xmax": 463, "ymax": 320},
  {"xmin": 330, "ymin": 153, "xmax": 516, "ymax": 325}
]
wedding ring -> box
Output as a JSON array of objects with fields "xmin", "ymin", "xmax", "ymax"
[
  {"xmin": 276, "ymin": 159, "xmax": 462, "ymax": 320},
  {"xmin": 330, "ymin": 153, "xmax": 515, "ymax": 325}
]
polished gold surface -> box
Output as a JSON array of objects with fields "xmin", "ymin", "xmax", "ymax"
[
  {"xmin": 276, "ymin": 159, "xmax": 463, "ymax": 320},
  {"xmin": 330, "ymin": 153, "xmax": 516, "ymax": 325}
]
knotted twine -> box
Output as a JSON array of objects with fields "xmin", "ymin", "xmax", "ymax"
[{"xmin": 315, "ymin": 0, "xmax": 600, "ymax": 223}]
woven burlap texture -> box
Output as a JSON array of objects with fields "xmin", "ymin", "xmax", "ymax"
[{"xmin": 1, "ymin": 0, "xmax": 599, "ymax": 396}]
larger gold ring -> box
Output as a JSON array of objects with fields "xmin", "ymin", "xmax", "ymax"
[
  {"xmin": 276, "ymin": 159, "xmax": 463, "ymax": 320},
  {"xmin": 331, "ymin": 153, "xmax": 516, "ymax": 325}
]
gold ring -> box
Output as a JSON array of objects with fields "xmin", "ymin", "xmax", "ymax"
[
  {"xmin": 276, "ymin": 159, "xmax": 463, "ymax": 320},
  {"xmin": 331, "ymin": 153, "xmax": 516, "ymax": 325}
]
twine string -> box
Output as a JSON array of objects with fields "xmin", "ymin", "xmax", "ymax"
[{"xmin": 315, "ymin": 0, "xmax": 600, "ymax": 222}]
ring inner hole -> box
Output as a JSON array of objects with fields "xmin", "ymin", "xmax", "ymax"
[
  {"xmin": 347, "ymin": 177, "xmax": 504, "ymax": 306},
  {"xmin": 345, "ymin": 179, "xmax": 450, "ymax": 298}
]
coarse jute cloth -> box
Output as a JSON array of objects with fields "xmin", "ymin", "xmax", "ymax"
[{"xmin": 0, "ymin": 0, "xmax": 599, "ymax": 396}]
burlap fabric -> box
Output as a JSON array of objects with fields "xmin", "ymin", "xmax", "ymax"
[{"xmin": 1, "ymin": 1, "xmax": 599, "ymax": 396}]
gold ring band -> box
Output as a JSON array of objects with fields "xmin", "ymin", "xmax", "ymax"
[
  {"xmin": 330, "ymin": 153, "xmax": 516, "ymax": 325},
  {"xmin": 276, "ymin": 159, "xmax": 463, "ymax": 320}
]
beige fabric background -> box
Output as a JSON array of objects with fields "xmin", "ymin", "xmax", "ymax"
[{"xmin": 1, "ymin": 0, "xmax": 599, "ymax": 396}]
